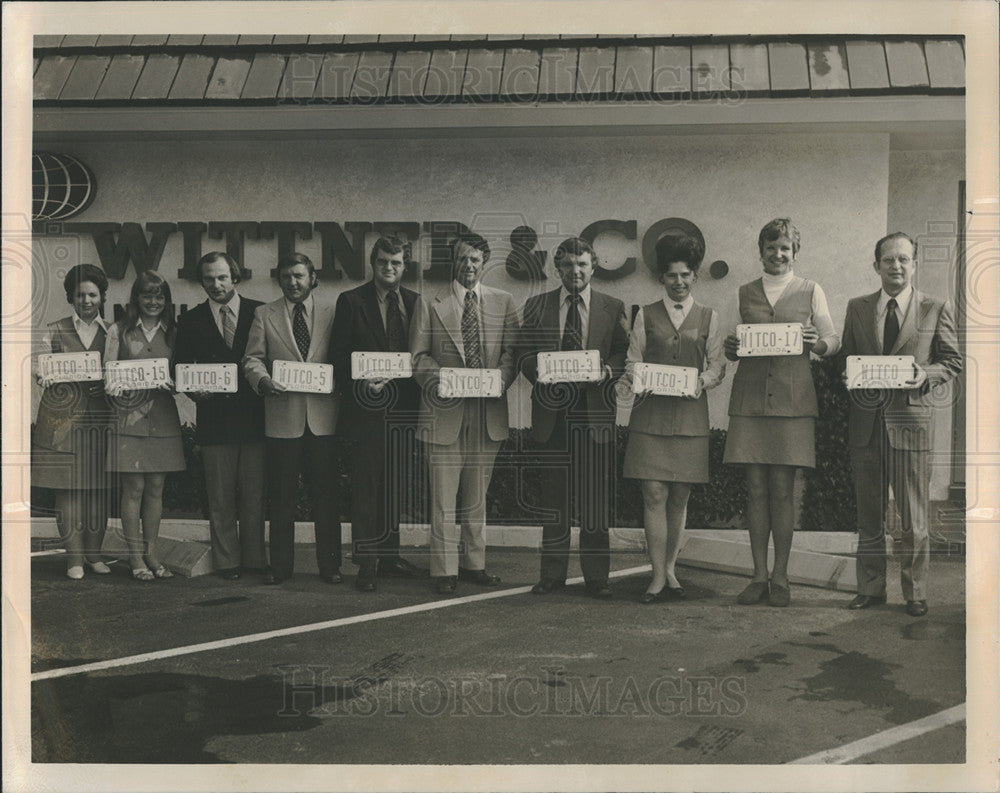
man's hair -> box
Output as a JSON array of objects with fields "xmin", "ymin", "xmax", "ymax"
[
  {"xmin": 450, "ymin": 232, "xmax": 491, "ymax": 264},
  {"xmin": 369, "ymin": 235, "xmax": 410, "ymax": 267},
  {"xmin": 276, "ymin": 251, "xmax": 316, "ymax": 275},
  {"xmin": 553, "ymin": 236, "xmax": 599, "ymax": 269},
  {"xmin": 196, "ymin": 250, "xmax": 241, "ymax": 283},
  {"xmin": 874, "ymin": 231, "xmax": 918, "ymax": 262}
]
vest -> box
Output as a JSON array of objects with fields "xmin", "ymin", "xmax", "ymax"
[
  {"xmin": 728, "ymin": 276, "xmax": 818, "ymax": 418},
  {"xmin": 112, "ymin": 323, "xmax": 182, "ymax": 438},
  {"xmin": 629, "ymin": 301, "xmax": 711, "ymax": 437}
]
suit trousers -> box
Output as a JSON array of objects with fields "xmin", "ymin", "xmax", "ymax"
[
  {"xmin": 537, "ymin": 407, "xmax": 614, "ymax": 584},
  {"xmin": 850, "ymin": 412, "xmax": 930, "ymax": 601},
  {"xmin": 427, "ymin": 401, "xmax": 502, "ymax": 578},
  {"xmin": 201, "ymin": 442, "xmax": 266, "ymax": 570},
  {"xmin": 266, "ymin": 431, "xmax": 342, "ymax": 578},
  {"xmin": 347, "ymin": 419, "xmax": 418, "ymax": 564}
]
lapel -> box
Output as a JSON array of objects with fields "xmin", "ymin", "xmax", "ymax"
[
  {"xmin": 542, "ymin": 289, "xmax": 561, "ymax": 348},
  {"xmin": 856, "ymin": 291, "xmax": 881, "ymax": 354},
  {"xmin": 891, "ymin": 290, "xmax": 923, "ymax": 354},
  {"xmin": 266, "ymin": 299, "xmax": 300, "ymax": 361},
  {"xmin": 433, "ymin": 290, "xmax": 465, "ymax": 363},
  {"xmin": 587, "ymin": 290, "xmax": 610, "ymax": 350},
  {"xmin": 234, "ymin": 298, "xmax": 257, "ymax": 352},
  {"xmin": 309, "ymin": 300, "xmax": 334, "ymax": 361},
  {"xmin": 401, "ymin": 286, "xmax": 418, "ymax": 320},
  {"xmin": 481, "ymin": 287, "xmax": 502, "ymax": 366},
  {"xmin": 359, "ymin": 282, "xmax": 389, "ymax": 350},
  {"xmin": 196, "ymin": 300, "xmax": 227, "ymax": 349}
]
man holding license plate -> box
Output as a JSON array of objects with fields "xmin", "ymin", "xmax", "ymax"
[
  {"xmin": 243, "ymin": 253, "xmax": 342, "ymax": 586},
  {"xmin": 839, "ymin": 232, "xmax": 962, "ymax": 617}
]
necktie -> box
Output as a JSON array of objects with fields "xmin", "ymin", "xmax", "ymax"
[
  {"xmin": 462, "ymin": 290, "xmax": 483, "ymax": 369},
  {"xmin": 293, "ymin": 302, "xmax": 310, "ymax": 360},
  {"xmin": 385, "ymin": 291, "xmax": 405, "ymax": 352},
  {"xmin": 673, "ymin": 303, "xmax": 684, "ymax": 311},
  {"xmin": 562, "ymin": 294, "xmax": 583, "ymax": 351},
  {"xmin": 220, "ymin": 304, "xmax": 236, "ymax": 349},
  {"xmin": 883, "ymin": 297, "xmax": 899, "ymax": 354}
]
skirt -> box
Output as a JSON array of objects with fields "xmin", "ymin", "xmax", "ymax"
[
  {"xmin": 722, "ymin": 415, "xmax": 815, "ymax": 468},
  {"xmin": 623, "ymin": 431, "xmax": 709, "ymax": 483},
  {"xmin": 32, "ymin": 426, "xmax": 111, "ymax": 490},
  {"xmin": 107, "ymin": 433, "xmax": 185, "ymax": 473}
]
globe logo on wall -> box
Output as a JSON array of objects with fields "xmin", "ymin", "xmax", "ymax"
[{"xmin": 32, "ymin": 152, "xmax": 96, "ymax": 221}]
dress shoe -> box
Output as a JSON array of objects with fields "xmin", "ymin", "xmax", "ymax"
[
  {"xmin": 768, "ymin": 582, "xmax": 791, "ymax": 607},
  {"xmin": 639, "ymin": 589, "xmax": 666, "ymax": 604},
  {"xmin": 355, "ymin": 565, "xmax": 377, "ymax": 592},
  {"xmin": 320, "ymin": 570, "xmax": 343, "ymax": 584},
  {"xmin": 378, "ymin": 557, "xmax": 429, "ymax": 579},
  {"xmin": 216, "ymin": 567, "xmax": 241, "ymax": 581},
  {"xmin": 666, "ymin": 586, "xmax": 687, "ymax": 600},
  {"xmin": 66, "ymin": 565, "xmax": 84, "ymax": 580},
  {"xmin": 84, "ymin": 560, "xmax": 112, "ymax": 575},
  {"xmin": 585, "ymin": 581, "xmax": 613, "ymax": 599},
  {"xmin": 458, "ymin": 567, "xmax": 501, "ymax": 586},
  {"xmin": 435, "ymin": 576, "xmax": 457, "ymax": 595},
  {"xmin": 530, "ymin": 578, "xmax": 564, "ymax": 595},
  {"xmin": 736, "ymin": 580, "xmax": 770, "ymax": 605},
  {"xmin": 262, "ymin": 568, "xmax": 283, "ymax": 585},
  {"xmin": 847, "ymin": 594, "xmax": 886, "ymax": 610},
  {"xmin": 906, "ymin": 599, "xmax": 928, "ymax": 617}
]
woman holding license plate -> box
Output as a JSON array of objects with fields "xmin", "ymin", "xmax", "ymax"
[
  {"xmin": 104, "ymin": 271, "xmax": 184, "ymax": 581},
  {"xmin": 722, "ymin": 218, "xmax": 839, "ymax": 607},
  {"xmin": 33, "ymin": 265, "xmax": 114, "ymax": 580},
  {"xmin": 621, "ymin": 235, "xmax": 725, "ymax": 603}
]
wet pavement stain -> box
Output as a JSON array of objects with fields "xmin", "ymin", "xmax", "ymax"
[
  {"xmin": 901, "ymin": 620, "xmax": 965, "ymax": 642},
  {"xmin": 675, "ymin": 725, "xmax": 743, "ymax": 755},
  {"xmin": 731, "ymin": 652, "xmax": 791, "ymax": 674},
  {"xmin": 191, "ymin": 596, "xmax": 251, "ymax": 607}
]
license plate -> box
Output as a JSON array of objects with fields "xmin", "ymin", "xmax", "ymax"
[
  {"xmin": 175, "ymin": 363, "xmax": 239, "ymax": 393},
  {"xmin": 537, "ymin": 350, "xmax": 602, "ymax": 383},
  {"xmin": 104, "ymin": 358, "xmax": 170, "ymax": 390},
  {"xmin": 737, "ymin": 323, "xmax": 803, "ymax": 356},
  {"xmin": 845, "ymin": 356, "xmax": 916, "ymax": 389},
  {"xmin": 351, "ymin": 351, "xmax": 413, "ymax": 380},
  {"xmin": 272, "ymin": 361, "xmax": 334, "ymax": 393},
  {"xmin": 437, "ymin": 368, "xmax": 502, "ymax": 398},
  {"xmin": 632, "ymin": 363, "xmax": 699, "ymax": 397},
  {"xmin": 38, "ymin": 351, "xmax": 102, "ymax": 382}
]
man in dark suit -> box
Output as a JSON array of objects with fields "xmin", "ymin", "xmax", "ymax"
[
  {"xmin": 518, "ymin": 236, "xmax": 629, "ymax": 598},
  {"xmin": 331, "ymin": 236, "xmax": 428, "ymax": 592},
  {"xmin": 243, "ymin": 252, "xmax": 342, "ymax": 585},
  {"xmin": 840, "ymin": 232, "xmax": 962, "ymax": 617},
  {"xmin": 411, "ymin": 232, "xmax": 519, "ymax": 595},
  {"xmin": 174, "ymin": 251, "xmax": 266, "ymax": 580}
]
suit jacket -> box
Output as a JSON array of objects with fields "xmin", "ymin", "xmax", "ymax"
[
  {"xmin": 840, "ymin": 289, "xmax": 961, "ymax": 450},
  {"xmin": 410, "ymin": 284, "xmax": 518, "ymax": 446},
  {"xmin": 174, "ymin": 297, "xmax": 265, "ymax": 445},
  {"xmin": 330, "ymin": 280, "xmax": 421, "ymax": 440},
  {"xmin": 243, "ymin": 295, "xmax": 339, "ymax": 438},
  {"xmin": 518, "ymin": 287, "xmax": 629, "ymax": 443}
]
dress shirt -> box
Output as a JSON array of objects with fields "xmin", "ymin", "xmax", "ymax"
[
  {"xmin": 284, "ymin": 294, "xmax": 315, "ymax": 338},
  {"xmin": 104, "ymin": 319, "xmax": 169, "ymax": 361},
  {"xmin": 374, "ymin": 282, "xmax": 409, "ymax": 331},
  {"xmin": 73, "ymin": 314, "xmax": 108, "ymax": 349},
  {"xmin": 452, "ymin": 280, "xmax": 484, "ymax": 333},
  {"xmin": 875, "ymin": 285, "xmax": 913, "ymax": 350},
  {"xmin": 209, "ymin": 292, "xmax": 241, "ymax": 338},
  {"xmin": 558, "ymin": 284, "xmax": 592, "ymax": 349}
]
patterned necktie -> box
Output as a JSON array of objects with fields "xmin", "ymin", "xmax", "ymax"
[
  {"xmin": 462, "ymin": 290, "xmax": 483, "ymax": 369},
  {"xmin": 385, "ymin": 291, "xmax": 405, "ymax": 352},
  {"xmin": 562, "ymin": 294, "xmax": 583, "ymax": 351},
  {"xmin": 673, "ymin": 303, "xmax": 684, "ymax": 311},
  {"xmin": 220, "ymin": 304, "xmax": 236, "ymax": 349},
  {"xmin": 883, "ymin": 297, "xmax": 899, "ymax": 354},
  {"xmin": 293, "ymin": 302, "xmax": 310, "ymax": 360}
]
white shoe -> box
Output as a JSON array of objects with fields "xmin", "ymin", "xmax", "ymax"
[
  {"xmin": 66, "ymin": 566, "xmax": 84, "ymax": 580},
  {"xmin": 85, "ymin": 560, "xmax": 112, "ymax": 575}
]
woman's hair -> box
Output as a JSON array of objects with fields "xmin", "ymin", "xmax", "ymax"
[
  {"xmin": 118, "ymin": 270, "xmax": 176, "ymax": 345},
  {"xmin": 757, "ymin": 218, "xmax": 801, "ymax": 256},
  {"xmin": 655, "ymin": 234, "xmax": 705, "ymax": 275},
  {"xmin": 63, "ymin": 263, "xmax": 109, "ymax": 304}
]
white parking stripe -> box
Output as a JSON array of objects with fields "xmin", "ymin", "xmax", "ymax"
[
  {"xmin": 31, "ymin": 564, "xmax": 652, "ymax": 682},
  {"xmin": 788, "ymin": 703, "xmax": 966, "ymax": 764}
]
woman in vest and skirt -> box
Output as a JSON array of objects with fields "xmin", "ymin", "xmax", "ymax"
[
  {"xmin": 723, "ymin": 219, "xmax": 840, "ymax": 607},
  {"xmin": 105, "ymin": 271, "xmax": 185, "ymax": 581},
  {"xmin": 622, "ymin": 235, "xmax": 726, "ymax": 603},
  {"xmin": 33, "ymin": 265, "xmax": 114, "ymax": 580}
]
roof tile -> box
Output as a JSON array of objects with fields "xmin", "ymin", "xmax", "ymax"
[
  {"xmin": 166, "ymin": 35, "xmax": 205, "ymax": 46},
  {"xmin": 132, "ymin": 54, "xmax": 181, "ymax": 99},
  {"xmin": 236, "ymin": 35, "xmax": 275, "ymax": 46},
  {"xmin": 387, "ymin": 50, "xmax": 431, "ymax": 98},
  {"xmin": 33, "ymin": 56, "xmax": 76, "ymax": 100},
  {"xmin": 313, "ymin": 52, "xmax": 360, "ymax": 100},
  {"xmin": 652, "ymin": 45, "xmax": 690, "ymax": 94},
  {"xmin": 95, "ymin": 35, "xmax": 135, "ymax": 48},
  {"xmin": 307, "ymin": 36, "xmax": 345, "ymax": 45},
  {"xmin": 130, "ymin": 36, "xmax": 169, "ymax": 46},
  {"xmin": 729, "ymin": 43, "xmax": 770, "ymax": 93},
  {"xmin": 272, "ymin": 35, "xmax": 310, "ymax": 45},
  {"xmin": 691, "ymin": 43, "xmax": 730, "ymax": 92},
  {"xmin": 768, "ymin": 41, "xmax": 809, "ymax": 92},
  {"xmin": 279, "ymin": 53, "xmax": 324, "ymax": 100},
  {"xmin": 576, "ymin": 47, "xmax": 615, "ymax": 96},
  {"xmin": 924, "ymin": 39, "xmax": 964, "ymax": 89},
  {"xmin": 615, "ymin": 46, "xmax": 653, "ymax": 94},
  {"xmin": 241, "ymin": 53, "xmax": 287, "ymax": 99},
  {"xmin": 885, "ymin": 40, "xmax": 929, "ymax": 88},
  {"xmin": 424, "ymin": 49, "xmax": 468, "ymax": 97},
  {"xmin": 538, "ymin": 47, "xmax": 577, "ymax": 96},
  {"xmin": 94, "ymin": 54, "xmax": 145, "ymax": 100},
  {"xmin": 808, "ymin": 42, "xmax": 850, "ymax": 92},
  {"xmin": 202, "ymin": 36, "xmax": 240, "ymax": 46},
  {"xmin": 168, "ymin": 54, "xmax": 215, "ymax": 100},
  {"xmin": 500, "ymin": 48, "xmax": 540, "ymax": 98},
  {"xmin": 378, "ymin": 35, "xmax": 415, "ymax": 43},
  {"xmin": 462, "ymin": 48, "xmax": 504, "ymax": 98},
  {"xmin": 34, "ymin": 35, "xmax": 65, "ymax": 48},
  {"xmin": 342, "ymin": 35, "xmax": 380, "ymax": 44},
  {"xmin": 845, "ymin": 40, "xmax": 889, "ymax": 90},
  {"xmin": 61, "ymin": 36, "xmax": 100, "ymax": 48},
  {"xmin": 352, "ymin": 51, "xmax": 394, "ymax": 100},
  {"xmin": 205, "ymin": 57, "xmax": 252, "ymax": 100},
  {"xmin": 59, "ymin": 55, "xmax": 111, "ymax": 100}
]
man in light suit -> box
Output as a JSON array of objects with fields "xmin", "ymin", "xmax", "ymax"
[
  {"xmin": 840, "ymin": 232, "xmax": 962, "ymax": 617},
  {"xmin": 174, "ymin": 251, "xmax": 266, "ymax": 580},
  {"xmin": 411, "ymin": 232, "xmax": 518, "ymax": 595},
  {"xmin": 243, "ymin": 252, "xmax": 342, "ymax": 585},
  {"xmin": 518, "ymin": 237, "xmax": 629, "ymax": 598},
  {"xmin": 331, "ymin": 236, "xmax": 427, "ymax": 592}
]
